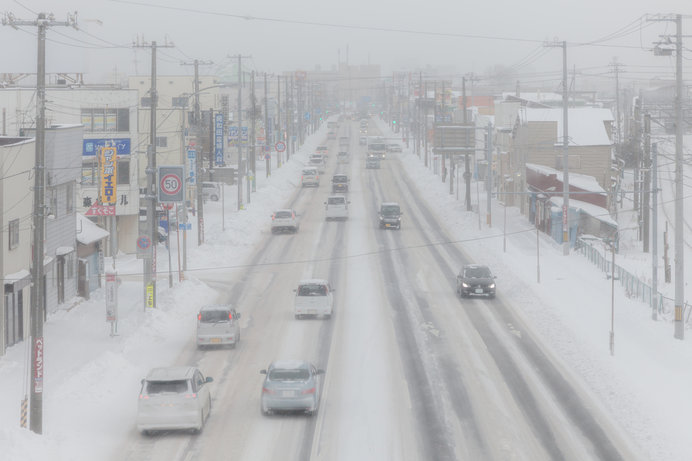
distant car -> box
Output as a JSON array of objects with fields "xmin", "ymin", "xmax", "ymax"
[
  {"xmin": 202, "ymin": 182, "xmax": 221, "ymax": 201},
  {"xmin": 337, "ymin": 151, "xmax": 349, "ymax": 164},
  {"xmin": 293, "ymin": 279, "xmax": 334, "ymax": 319},
  {"xmin": 331, "ymin": 174, "xmax": 349, "ymax": 193},
  {"xmin": 365, "ymin": 155, "xmax": 380, "ymax": 169},
  {"xmin": 136, "ymin": 366, "xmax": 213, "ymax": 435},
  {"xmin": 308, "ymin": 154, "xmax": 326, "ymax": 174},
  {"xmin": 327, "ymin": 131, "xmax": 336, "ymax": 140},
  {"xmin": 196, "ymin": 305, "xmax": 241, "ymax": 348},
  {"xmin": 324, "ymin": 195, "xmax": 349, "ymax": 221},
  {"xmin": 271, "ymin": 209, "xmax": 299, "ymax": 233},
  {"xmin": 301, "ymin": 167, "xmax": 320, "ymax": 187},
  {"xmin": 386, "ymin": 144, "xmax": 402, "ymax": 153},
  {"xmin": 378, "ymin": 202, "xmax": 402, "ymax": 229},
  {"xmin": 456, "ymin": 264, "xmax": 496, "ymax": 299},
  {"xmin": 359, "ymin": 136, "xmax": 367, "ymax": 146},
  {"xmin": 316, "ymin": 145, "xmax": 329, "ymax": 156},
  {"xmin": 260, "ymin": 360, "xmax": 325, "ymax": 416}
]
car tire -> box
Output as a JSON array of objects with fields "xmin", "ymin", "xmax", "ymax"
[
  {"xmin": 141, "ymin": 430, "xmax": 153, "ymax": 437},
  {"xmin": 325, "ymin": 313, "xmax": 332, "ymax": 320},
  {"xmin": 261, "ymin": 405, "xmax": 272, "ymax": 416}
]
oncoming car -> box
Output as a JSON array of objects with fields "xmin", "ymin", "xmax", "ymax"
[
  {"xmin": 456, "ymin": 264, "xmax": 496, "ymax": 298},
  {"xmin": 260, "ymin": 360, "xmax": 325, "ymax": 416},
  {"xmin": 136, "ymin": 366, "xmax": 213, "ymax": 435}
]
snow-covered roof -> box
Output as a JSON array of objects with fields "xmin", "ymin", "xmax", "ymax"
[
  {"xmin": 5, "ymin": 269, "xmax": 30, "ymax": 283},
  {"xmin": 56, "ymin": 246, "xmax": 74, "ymax": 256},
  {"xmin": 526, "ymin": 163, "xmax": 606, "ymax": 193},
  {"xmin": 297, "ymin": 278, "xmax": 329, "ymax": 285},
  {"xmin": 549, "ymin": 196, "xmax": 617, "ymax": 226},
  {"xmin": 520, "ymin": 107, "xmax": 614, "ymax": 147},
  {"xmin": 76, "ymin": 214, "xmax": 109, "ymax": 245},
  {"xmin": 504, "ymin": 92, "xmax": 563, "ymax": 104}
]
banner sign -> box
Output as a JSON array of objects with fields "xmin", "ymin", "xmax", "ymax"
[
  {"xmin": 187, "ymin": 149, "xmax": 196, "ymax": 185},
  {"xmin": 105, "ymin": 272, "xmax": 118, "ymax": 322},
  {"xmin": 214, "ymin": 113, "xmax": 224, "ymax": 166},
  {"xmin": 83, "ymin": 138, "xmax": 130, "ymax": 156},
  {"xmin": 100, "ymin": 147, "xmax": 117, "ymax": 205}
]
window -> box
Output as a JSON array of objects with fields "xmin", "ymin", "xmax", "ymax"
[
  {"xmin": 49, "ymin": 188, "xmax": 58, "ymax": 219},
  {"xmin": 81, "ymin": 108, "xmax": 130, "ymax": 133},
  {"xmin": 156, "ymin": 136, "xmax": 168, "ymax": 148},
  {"xmin": 82, "ymin": 161, "xmax": 97, "ymax": 186},
  {"xmin": 117, "ymin": 159, "xmax": 130, "ymax": 185},
  {"xmin": 8, "ymin": 219, "xmax": 19, "ymax": 250}
]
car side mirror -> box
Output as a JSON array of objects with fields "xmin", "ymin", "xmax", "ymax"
[
  {"xmin": 260, "ymin": 369, "xmax": 267, "ymax": 375},
  {"xmin": 205, "ymin": 377, "xmax": 214, "ymax": 383}
]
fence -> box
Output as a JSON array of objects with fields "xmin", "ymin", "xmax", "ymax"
[{"xmin": 574, "ymin": 237, "xmax": 691, "ymax": 324}]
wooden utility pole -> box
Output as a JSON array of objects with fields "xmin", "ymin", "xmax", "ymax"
[
  {"xmin": 2, "ymin": 11, "xmax": 77, "ymax": 434},
  {"xmin": 643, "ymin": 113, "xmax": 651, "ymax": 252},
  {"xmin": 264, "ymin": 72, "xmax": 270, "ymax": 177}
]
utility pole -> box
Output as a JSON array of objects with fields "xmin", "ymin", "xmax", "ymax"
[
  {"xmin": 649, "ymin": 14, "xmax": 685, "ymax": 338},
  {"xmin": 611, "ymin": 59, "xmax": 622, "ymax": 149},
  {"xmin": 286, "ymin": 76, "xmax": 291, "ymax": 159},
  {"xmin": 230, "ymin": 55, "xmax": 251, "ymax": 210},
  {"xmin": 181, "ymin": 59, "xmax": 212, "ymax": 246},
  {"xmin": 651, "ymin": 142, "xmax": 659, "ymax": 320},
  {"xmin": 277, "ymin": 75, "xmax": 282, "ymax": 168},
  {"xmin": 462, "ymin": 76, "xmax": 471, "ymax": 211},
  {"xmin": 633, "ymin": 95, "xmax": 642, "ymax": 217},
  {"xmin": 250, "ymin": 70, "xmax": 256, "ymax": 197},
  {"xmin": 264, "ymin": 72, "xmax": 270, "ymax": 177},
  {"xmin": 643, "ymin": 113, "xmax": 651, "ymax": 252},
  {"xmin": 135, "ymin": 38, "xmax": 174, "ymax": 313},
  {"xmin": 2, "ymin": 11, "xmax": 77, "ymax": 434}
]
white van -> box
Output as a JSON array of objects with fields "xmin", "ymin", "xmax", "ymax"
[
  {"xmin": 202, "ymin": 182, "xmax": 221, "ymax": 201},
  {"xmin": 293, "ymin": 279, "xmax": 334, "ymax": 319},
  {"xmin": 196, "ymin": 305, "xmax": 241, "ymax": 348},
  {"xmin": 324, "ymin": 195, "xmax": 349, "ymax": 221}
]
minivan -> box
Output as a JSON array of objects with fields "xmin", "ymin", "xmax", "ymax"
[
  {"xmin": 196, "ymin": 305, "xmax": 241, "ymax": 348},
  {"xmin": 202, "ymin": 182, "xmax": 220, "ymax": 201},
  {"xmin": 324, "ymin": 195, "xmax": 350, "ymax": 221}
]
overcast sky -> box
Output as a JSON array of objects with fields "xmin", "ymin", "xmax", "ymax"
[{"xmin": 1, "ymin": 0, "xmax": 691, "ymax": 89}]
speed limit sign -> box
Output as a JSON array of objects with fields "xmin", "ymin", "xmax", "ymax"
[{"xmin": 158, "ymin": 166, "xmax": 185, "ymax": 202}]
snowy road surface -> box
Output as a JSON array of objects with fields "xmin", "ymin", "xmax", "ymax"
[{"xmin": 111, "ymin": 121, "xmax": 639, "ymax": 461}]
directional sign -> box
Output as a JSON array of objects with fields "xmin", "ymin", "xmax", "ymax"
[
  {"xmin": 158, "ymin": 166, "xmax": 185, "ymax": 202},
  {"xmin": 275, "ymin": 141, "xmax": 286, "ymax": 152}
]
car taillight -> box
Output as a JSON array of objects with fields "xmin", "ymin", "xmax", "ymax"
[
  {"xmin": 184, "ymin": 393, "xmax": 197, "ymax": 399},
  {"xmin": 198, "ymin": 313, "xmax": 201, "ymax": 321},
  {"xmin": 229, "ymin": 312, "xmax": 233, "ymax": 320},
  {"xmin": 301, "ymin": 387, "xmax": 316, "ymax": 395},
  {"xmin": 301, "ymin": 176, "xmax": 304, "ymax": 180},
  {"xmin": 263, "ymin": 387, "xmax": 276, "ymax": 394},
  {"xmin": 139, "ymin": 394, "xmax": 149, "ymax": 400}
]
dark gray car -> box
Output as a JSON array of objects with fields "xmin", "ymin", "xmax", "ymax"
[
  {"xmin": 378, "ymin": 202, "xmax": 402, "ymax": 229},
  {"xmin": 456, "ymin": 264, "xmax": 496, "ymax": 298},
  {"xmin": 260, "ymin": 360, "xmax": 324, "ymax": 416}
]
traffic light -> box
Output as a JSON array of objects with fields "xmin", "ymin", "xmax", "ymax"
[{"xmin": 392, "ymin": 120, "xmax": 397, "ymax": 125}]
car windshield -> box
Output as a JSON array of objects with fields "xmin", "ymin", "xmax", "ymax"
[
  {"xmin": 333, "ymin": 175, "xmax": 347, "ymax": 182},
  {"xmin": 328, "ymin": 197, "xmax": 345, "ymax": 205},
  {"xmin": 275, "ymin": 211, "xmax": 293, "ymax": 219},
  {"xmin": 465, "ymin": 266, "xmax": 491, "ymax": 278},
  {"xmin": 200, "ymin": 310, "xmax": 230, "ymax": 322},
  {"xmin": 381, "ymin": 205, "xmax": 400, "ymax": 216},
  {"xmin": 298, "ymin": 284, "xmax": 327, "ymax": 296},
  {"xmin": 145, "ymin": 380, "xmax": 189, "ymax": 394},
  {"xmin": 268, "ymin": 368, "xmax": 310, "ymax": 381},
  {"xmin": 302, "ymin": 169, "xmax": 316, "ymax": 175},
  {"xmin": 369, "ymin": 143, "xmax": 386, "ymax": 151}
]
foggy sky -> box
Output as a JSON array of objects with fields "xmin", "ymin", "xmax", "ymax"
[{"xmin": 2, "ymin": 0, "xmax": 690, "ymax": 88}]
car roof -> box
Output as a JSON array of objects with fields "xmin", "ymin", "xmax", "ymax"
[
  {"xmin": 298, "ymin": 278, "xmax": 329, "ymax": 285},
  {"xmin": 381, "ymin": 202, "xmax": 400, "ymax": 207},
  {"xmin": 269, "ymin": 359, "xmax": 311, "ymax": 370},
  {"xmin": 145, "ymin": 366, "xmax": 197, "ymax": 381},
  {"xmin": 274, "ymin": 208, "xmax": 294, "ymax": 213},
  {"xmin": 199, "ymin": 304, "xmax": 233, "ymax": 312}
]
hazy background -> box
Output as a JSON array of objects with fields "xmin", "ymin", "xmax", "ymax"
[{"xmin": 1, "ymin": 0, "xmax": 690, "ymax": 86}]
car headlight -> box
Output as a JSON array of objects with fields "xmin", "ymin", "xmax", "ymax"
[
  {"xmin": 379, "ymin": 216, "xmax": 384, "ymax": 220},
  {"xmin": 488, "ymin": 283, "xmax": 495, "ymax": 289},
  {"xmin": 397, "ymin": 217, "xmax": 401, "ymax": 221},
  {"xmin": 462, "ymin": 282, "xmax": 469, "ymax": 288}
]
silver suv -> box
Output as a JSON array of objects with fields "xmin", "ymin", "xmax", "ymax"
[{"xmin": 196, "ymin": 305, "xmax": 241, "ymax": 348}]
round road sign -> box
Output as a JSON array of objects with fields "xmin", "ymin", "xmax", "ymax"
[
  {"xmin": 275, "ymin": 141, "xmax": 286, "ymax": 152},
  {"xmin": 137, "ymin": 235, "xmax": 151, "ymax": 250},
  {"xmin": 160, "ymin": 173, "xmax": 182, "ymax": 196}
]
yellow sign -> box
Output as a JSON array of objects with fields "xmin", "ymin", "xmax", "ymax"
[
  {"xmin": 100, "ymin": 147, "xmax": 117, "ymax": 205},
  {"xmin": 146, "ymin": 283, "xmax": 154, "ymax": 308}
]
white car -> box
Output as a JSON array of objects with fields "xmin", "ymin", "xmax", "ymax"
[
  {"xmin": 324, "ymin": 195, "xmax": 349, "ymax": 221},
  {"xmin": 301, "ymin": 167, "xmax": 320, "ymax": 187},
  {"xmin": 308, "ymin": 155, "xmax": 326, "ymax": 174},
  {"xmin": 136, "ymin": 366, "xmax": 213, "ymax": 435},
  {"xmin": 271, "ymin": 209, "xmax": 299, "ymax": 233},
  {"xmin": 293, "ymin": 279, "xmax": 334, "ymax": 319},
  {"xmin": 196, "ymin": 305, "xmax": 241, "ymax": 348}
]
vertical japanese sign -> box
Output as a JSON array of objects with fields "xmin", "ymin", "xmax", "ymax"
[
  {"xmin": 34, "ymin": 337, "xmax": 44, "ymax": 393},
  {"xmin": 100, "ymin": 147, "xmax": 117, "ymax": 205},
  {"xmin": 105, "ymin": 271, "xmax": 118, "ymax": 322},
  {"xmin": 187, "ymin": 149, "xmax": 197, "ymax": 185},
  {"xmin": 214, "ymin": 113, "xmax": 224, "ymax": 166},
  {"xmin": 241, "ymin": 126, "xmax": 249, "ymax": 144},
  {"xmin": 229, "ymin": 126, "xmax": 239, "ymax": 146}
]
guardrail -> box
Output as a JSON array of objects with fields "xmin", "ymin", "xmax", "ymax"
[{"xmin": 574, "ymin": 237, "xmax": 692, "ymax": 324}]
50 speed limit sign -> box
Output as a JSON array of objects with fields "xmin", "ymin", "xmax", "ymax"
[{"xmin": 158, "ymin": 166, "xmax": 185, "ymax": 202}]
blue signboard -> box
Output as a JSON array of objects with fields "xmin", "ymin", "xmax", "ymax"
[
  {"xmin": 241, "ymin": 127, "xmax": 248, "ymax": 144},
  {"xmin": 229, "ymin": 126, "xmax": 239, "ymax": 142},
  {"xmin": 187, "ymin": 149, "xmax": 196, "ymax": 185},
  {"xmin": 83, "ymin": 138, "xmax": 131, "ymax": 156},
  {"xmin": 214, "ymin": 113, "xmax": 224, "ymax": 166}
]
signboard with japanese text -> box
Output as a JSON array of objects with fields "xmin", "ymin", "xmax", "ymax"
[
  {"xmin": 241, "ymin": 126, "xmax": 248, "ymax": 144},
  {"xmin": 214, "ymin": 113, "xmax": 224, "ymax": 166},
  {"xmin": 83, "ymin": 138, "xmax": 130, "ymax": 156},
  {"xmin": 105, "ymin": 272, "xmax": 118, "ymax": 322},
  {"xmin": 33, "ymin": 337, "xmax": 44, "ymax": 393},
  {"xmin": 100, "ymin": 147, "xmax": 117, "ymax": 205},
  {"xmin": 229, "ymin": 126, "xmax": 238, "ymax": 144},
  {"xmin": 85, "ymin": 204, "xmax": 116, "ymax": 216},
  {"xmin": 187, "ymin": 149, "xmax": 197, "ymax": 185}
]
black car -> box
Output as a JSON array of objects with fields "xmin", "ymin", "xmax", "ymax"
[
  {"xmin": 456, "ymin": 265, "xmax": 496, "ymax": 298},
  {"xmin": 378, "ymin": 202, "xmax": 402, "ymax": 229},
  {"xmin": 331, "ymin": 174, "xmax": 349, "ymax": 193}
]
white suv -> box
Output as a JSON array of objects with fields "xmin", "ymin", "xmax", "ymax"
[
  {"xmin": 293, "ymin": 279, "xmax": 334, "ymax": 319},
  {"xmin": 301, "ymin": 167, "xmax": 320, "ymax": 187},
  {"xmin": 196, "ymin": 305, "xmax": 241, "ymax": 348},
  {"xmin": 324, "ymin": 195, "xmax": 349, "ymax": 221},
  {"xmin": 271, "ymin": 209, "xmax": 299, "ymax": 233}
]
